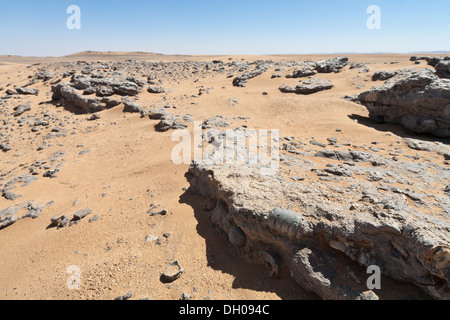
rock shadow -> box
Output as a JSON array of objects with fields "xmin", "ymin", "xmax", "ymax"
[
  {"xmin": 348, "ymin": 114, "xmax": 450, "ymax": 146},
  {"xmin": 179, "ymin": 172, "xmax": 433, "ymax": 301}
]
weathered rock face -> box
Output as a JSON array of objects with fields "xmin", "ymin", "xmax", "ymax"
[
  {"xmin": 155, "ymin": 117, "xmax": 187, "ymax": 132},
  {"xmin": 315, "ymin": 56, "xmax": 349, "ymax": 73},
  {"xmin": 436, "ymin": 61, "xmax": 450, "ymax": 79},
  {"xmin": 186, "ymin": 137, "xmax": 450, "ymax": 299},
  {"xmin": 349, "ymin": 62, "xmax": 367, "ymax": 70},
  {"xmin": 357, "ymin": 68, "xmax": 450, "ymax": 137},
  {"xmin": 34, "ymin": 71, "xmax": 55, "ymax": 81},
  {"xmin": 410, "ymin": 56, "xmax": 450, "ymax": 78},
  {"xmin": 149, "ymin": 108, "xmax": 187, "ymax": 132}
]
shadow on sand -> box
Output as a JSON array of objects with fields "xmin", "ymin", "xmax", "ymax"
[
  {"xmin": 348, "ymin": 114, "xmax": 450, "ymax": 146},
  {"xmin": 178, "ymin": 187, "xmax": 320, "ymax": 300}
]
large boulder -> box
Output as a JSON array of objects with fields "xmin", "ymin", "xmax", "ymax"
[
  {"xmin": 315, "ymin": 56, "xmax": 349, "ymax": 73},
  {"xmin": 357, "ymin": 68, "xmax": 450, "ymax": 137},
  {"xmin": 186, "ymin": 141, "xmax": 450, "ymax": 299},
  {"xmin": 51, "ymin": 83, "xmax": 106, "ymax": 113},
  {"xmin": 436, "ymin": 61, "xmax": 450, "ymax": 79}
]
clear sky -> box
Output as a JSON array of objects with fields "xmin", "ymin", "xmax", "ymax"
[{"xmin": 0, "ymin": 0, "xmax": 448, "ymax": 56}]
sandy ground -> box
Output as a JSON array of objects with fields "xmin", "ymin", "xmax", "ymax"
[{"xmin": 0, "ymin": 52, "xmax": 447, "ymax": 300}]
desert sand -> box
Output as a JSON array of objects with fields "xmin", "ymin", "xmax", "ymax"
[{"xmin": 0, "ymin": 52, "xmax": 448, "ymax": 300}]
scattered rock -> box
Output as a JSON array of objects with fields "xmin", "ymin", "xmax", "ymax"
[
  {"xmin": 73, "ymin": 209, "xmax": 92, "ymax": 221},
  {"xmin": 43, "ymin": 169, "xmax": 60, "ymax": 178},
  {"xmin": 13, "ymin": 105, "xmax": 31, "ymax": 117},
  {"xmin": 155, "ymin": 118, "xmax": 187, "ymax": 132},
  {"xmin": 35, "ymin": 71, "xmax": 55, "ymax": 81},
  {"xmin": 233, "ymin": 64, "xmax": 268, "ymax": 87},
  {"xmin": 88, "ymin": 114, "xmax": 101, "ymax": 121},
  {"xmin": 78, "ymin": 150, "xmax": 91, "ymax": 156},
  {"xmin": 179, "ymin": 293, "xmax": 191, "ymax": 300},
  {"xmin": 88, "ymin": 214, "xmax": 99, "ymax": 223},
  {"xmin": 15, "ymin": 87, "xmax": 39, "ymax": 95},
  {"xmin": 147, "ymin": 86, "xmax": 165, "ymax": 94},
  {"xmin": 350, "ymin": 62, "xmax": 367, "ymax": 70},
  {"xmin": 123, "ymin": 99, "xmax": 147, "ymax": 117},
  {"xmin": 114, "ymin": 291, "xmax": 133, "ymax": 300},
  {"xmin": 145, "ymin": 234, "xmax": 159, "ymax": 243},
  {"xmin": 50, "ymin": 215, "xmax": 71, "ymax": 229},
  {"xmin": 149, "ymin": 209, "xmax": 168, "ymax": 216},
  {"xmin": 286, "ymin": 67, "xmax": 316, "ymax": 78}
]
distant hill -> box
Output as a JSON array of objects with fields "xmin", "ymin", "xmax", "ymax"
[
  {"xmin": 409, "ymin": 50, "xmax": 450, "ymax": 54},
  {"xmin": 65, "ymin": 51, "xmax": 165, "ymax": 57}
]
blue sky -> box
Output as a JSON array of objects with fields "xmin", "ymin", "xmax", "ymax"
[{"xmin": 0, "ymin": 0, "xmax": 448, "ymax": 56}]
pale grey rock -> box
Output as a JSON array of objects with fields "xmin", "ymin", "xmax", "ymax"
[
  {"xmin": 315, "ymin": 56, "xmax": 349, "ymax": 73},
  {"xmin": 187, "ymin": 151, "xmax": 450, "ymax": 300},
  {"xmin": 357, "ymin": 68, "xmax": 450, "ymax": 137}
]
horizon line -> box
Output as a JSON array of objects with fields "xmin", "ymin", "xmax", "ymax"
[{"xmin": 1, "ymin": 50, "xmax": 449, "ymax": 59}]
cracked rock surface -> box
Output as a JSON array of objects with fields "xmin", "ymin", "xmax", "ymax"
[{"xmin": 187, "ymin": 133, "xmax": 450, "ymax": 300}]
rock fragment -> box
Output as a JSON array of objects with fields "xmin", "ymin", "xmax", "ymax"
[
  {"xmin": 15, "ymin": 87, "xmax": 39, "ymax": 95},
  {"xmin": 161, "ymin": 261, "xmax": 184, "ymax": 283},
  {"xmin": 13, "ymin": 105, "xmax": 31, "ymax": 117}
]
